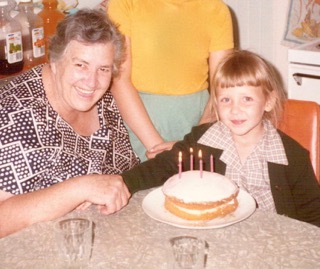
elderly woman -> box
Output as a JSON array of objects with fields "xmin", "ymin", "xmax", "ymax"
[{"xmin": 0, "ymin": 9, "xmax": 139, "ymax": 237}]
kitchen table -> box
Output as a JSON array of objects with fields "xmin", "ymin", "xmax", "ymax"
[{"xmin": 1, "ymin": 188, "xmax": 320, "ymax": 269}]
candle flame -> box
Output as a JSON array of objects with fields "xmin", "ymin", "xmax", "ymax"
[
  {"xmin": 190, "ymin": 147, "xmax": 193, "ymax": 154},
  {"xmin": 179, "ymin": 151, "xmax": 182, "ymax": 162},
  {"xmin": 198, "ymin": 149, "xmax": 202, "ymax": 158}
]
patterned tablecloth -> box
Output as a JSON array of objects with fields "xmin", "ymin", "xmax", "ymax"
[{"xmin": 1, "ymin": 188, "xmax": 320, "ymax": 269}]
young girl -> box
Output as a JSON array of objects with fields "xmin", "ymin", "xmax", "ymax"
[{"xmin": 120, "ymin": 50, "xmax": 320, "ymax": 226}]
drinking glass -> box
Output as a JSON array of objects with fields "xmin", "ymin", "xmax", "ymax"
[
  {"xmin": 168, "ymin": 236, "xmax": 207, "ymax": 269},
  {"xmin": 55, "ymin": 218, "xmax": 93, "ymax": 269}
]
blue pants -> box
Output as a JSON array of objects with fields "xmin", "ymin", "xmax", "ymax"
[{"xmin": 126, "ymin": 90, "xmax": 210, "ymax": 161}]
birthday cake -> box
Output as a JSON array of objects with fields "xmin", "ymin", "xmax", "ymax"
[{"xmin": 162, "ymin": 171, "xmax": 239, "ymax": 221}]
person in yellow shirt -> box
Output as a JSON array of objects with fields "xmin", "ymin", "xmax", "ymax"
[{"xmin": 108, "ymin": 0, "xmax": 234, "ymax": 161}]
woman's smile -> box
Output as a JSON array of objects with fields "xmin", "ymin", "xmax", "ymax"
[{"xmin": 75, "ymin": 86, "xmax": 96, "ymax": 98}]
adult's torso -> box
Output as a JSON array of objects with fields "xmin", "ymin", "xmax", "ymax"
[
  {"xmin": 0, "ymin": 66, "xmax": 139, "ymax": 195},
  {"xmin": 108, "ymin": 0, "xmax": 234, "ymax": 95}
]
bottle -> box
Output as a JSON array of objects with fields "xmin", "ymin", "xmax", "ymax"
[
  {"xmin": 32, "ymin": 0, "xmax": 43, "ymax": 14},
  {"xmin": 15, "ymin": 0, "xmax": 46, "ymax": 70},
  {"xmin": 0, "ymin": 0, "xmax": 24, "ymax": 75},
  {"xmin": 38, "ymin": 0, "xmax": 64, "ymax": 60}
]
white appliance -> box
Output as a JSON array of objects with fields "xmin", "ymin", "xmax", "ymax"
[{"xmin": 288, "ymin": 40, "xmax": 320, "ymax": 104}]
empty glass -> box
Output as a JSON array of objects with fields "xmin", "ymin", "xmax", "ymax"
[
  {"xmin": 55, "ymin": 218, "xmax": 93, "ymax": 269},
  {"xmin": 168, "ymin": 236, "xmax": 207, "ymax": 269}
]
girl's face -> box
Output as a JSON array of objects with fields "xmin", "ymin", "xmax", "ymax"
[{"xmin": 216, "ymin": 85, "xmax": 274, "ymax": 142}]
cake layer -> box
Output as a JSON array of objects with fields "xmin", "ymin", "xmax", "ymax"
[{"xmin": 164, "ymin": 196, "xmax": 238, "ymax": 221}]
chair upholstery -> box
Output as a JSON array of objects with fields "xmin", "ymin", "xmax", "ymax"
[{"xmin": 278, "ymin": 99, "xmax": 320, "ymax": 183}]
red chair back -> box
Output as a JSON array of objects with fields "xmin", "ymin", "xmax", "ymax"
[{"xmin": 278, "ymin": 99, "xmax": 320, "ymax": 183}]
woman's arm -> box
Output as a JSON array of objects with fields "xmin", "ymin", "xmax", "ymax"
[
  {"xmin": 0, "ymin": 174, "xmax": 128, "ymax": 237},
  {"xmin": 199, "ymin": 49, "xmax": 233, "ymax": 124},
  {"xmin": 111, "ymin": 36, "xmax": 164, "ymax": 151}
]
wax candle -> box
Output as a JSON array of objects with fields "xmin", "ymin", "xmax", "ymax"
[
  {"xmin": 178, "ymin": 151, "xmax": 182, "ymax": 178},
  {"xmin": 198, "ymin": 150, "xmax": 203, "ymax": 178},
  {"xmin": 190, "ymin": 147, "xmax": 194, "ymax": 171},
  {"xmin": 210, "ymin": 154, "xmax": 214, "ymax": 172}
]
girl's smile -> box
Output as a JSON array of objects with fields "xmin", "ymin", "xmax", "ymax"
[{"xmin": 216, "ymin": 85, "xmax": 273, "ymax": 145}]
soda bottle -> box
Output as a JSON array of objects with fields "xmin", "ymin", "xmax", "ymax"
[
  {"xmin": 38, "ymin": 0, "xmax": 64, "ymax": 60},
  {"xmin": 0, "ymin": 0, "xmax": 24, "ymax": 75},
  {"xmin": 15, "ymin": 0, "xmax": 46, "ymax": 69}
]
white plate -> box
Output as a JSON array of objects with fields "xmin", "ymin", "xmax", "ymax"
[{"xmin": 142, "ymin": 187, "xmax": 256, "ymax": 229}]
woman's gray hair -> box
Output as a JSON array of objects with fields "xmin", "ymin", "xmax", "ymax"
[{"xmin": 48, "ymin": 9, "xmax": 125, "ymax": 76}]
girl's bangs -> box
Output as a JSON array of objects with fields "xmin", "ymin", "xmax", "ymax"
[{"xmin": 217, "ymin": 65, "xmax": 263, "ymax": 89}]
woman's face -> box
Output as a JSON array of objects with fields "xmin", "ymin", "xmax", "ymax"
[
  {"xmin": 50, "ymin": 40, "xmax": 114, "ymax": 114},
  {"xmin": 216, "ymin": 85, "xmax": 273, "ymax": 142}
]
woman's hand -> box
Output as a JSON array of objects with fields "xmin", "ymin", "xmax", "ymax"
[
  {"xmin": 81, "ymin": 174, "xmax": 131, "ymax": 215},
  {"xmin": 75, "ymin": 201, "xmax": 92, "ymax": 211},
  {"xmin": 146, "ymin": 141, "xmax": 176, "ymax": 159}
]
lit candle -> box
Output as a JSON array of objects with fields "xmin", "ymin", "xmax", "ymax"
[
  {"xmin": 190, "ymin": 147, "xmax": 194, "ymax": 171},
  {"xmin": 210, "ymin": 154, "xmax": 214, "ymax": 172},
  {"xmin": 178, "ymin": 151, "xmax": 182, "ymax": 178},
  {"xmin": 198, "ymin": 150, "xmax": 203, "ymax": 178}
]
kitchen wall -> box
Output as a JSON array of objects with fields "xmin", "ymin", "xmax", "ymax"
[
  {"xmin": 272, "ymin": 1, "xmax": 290, "ymax": 89},
  {"xmin": 224, "ymin": 0, "xmax": 290, "ymax": 90}
]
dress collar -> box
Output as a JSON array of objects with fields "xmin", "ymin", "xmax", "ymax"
[{"xmin": 198, "ymin": 120, "xmax": 288, "ymax": 165}]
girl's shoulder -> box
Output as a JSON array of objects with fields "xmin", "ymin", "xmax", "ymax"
[
  {"xmin": 277, "ymin": 130, "xmax": 308, "ymax": 151},
  {"xmin": 277, "ymin": 130, "xmax": 311, "ymax": 163}
]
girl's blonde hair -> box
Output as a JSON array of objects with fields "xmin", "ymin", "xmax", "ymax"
[{"xmin": 210, "ymin": 50, "xmax": 287, "ymax": 126}]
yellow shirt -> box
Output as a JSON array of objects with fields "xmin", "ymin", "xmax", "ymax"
[{"xmin": 108, "ymin": 0, "xmax": 234, "ymax": 95}]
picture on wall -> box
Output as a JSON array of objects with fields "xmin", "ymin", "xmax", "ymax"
[
  {"xmin": 57, "ymin": 0, "xmax": 108, "ymax": 13},
  {"xmin": 284, "ymin": 0, "xmax": 320, "ymax": 46}
]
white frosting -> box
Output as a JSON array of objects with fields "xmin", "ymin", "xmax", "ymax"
[{"xmin": 162, "ymin": 171, "xmax": 238, "ymax": 203}]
